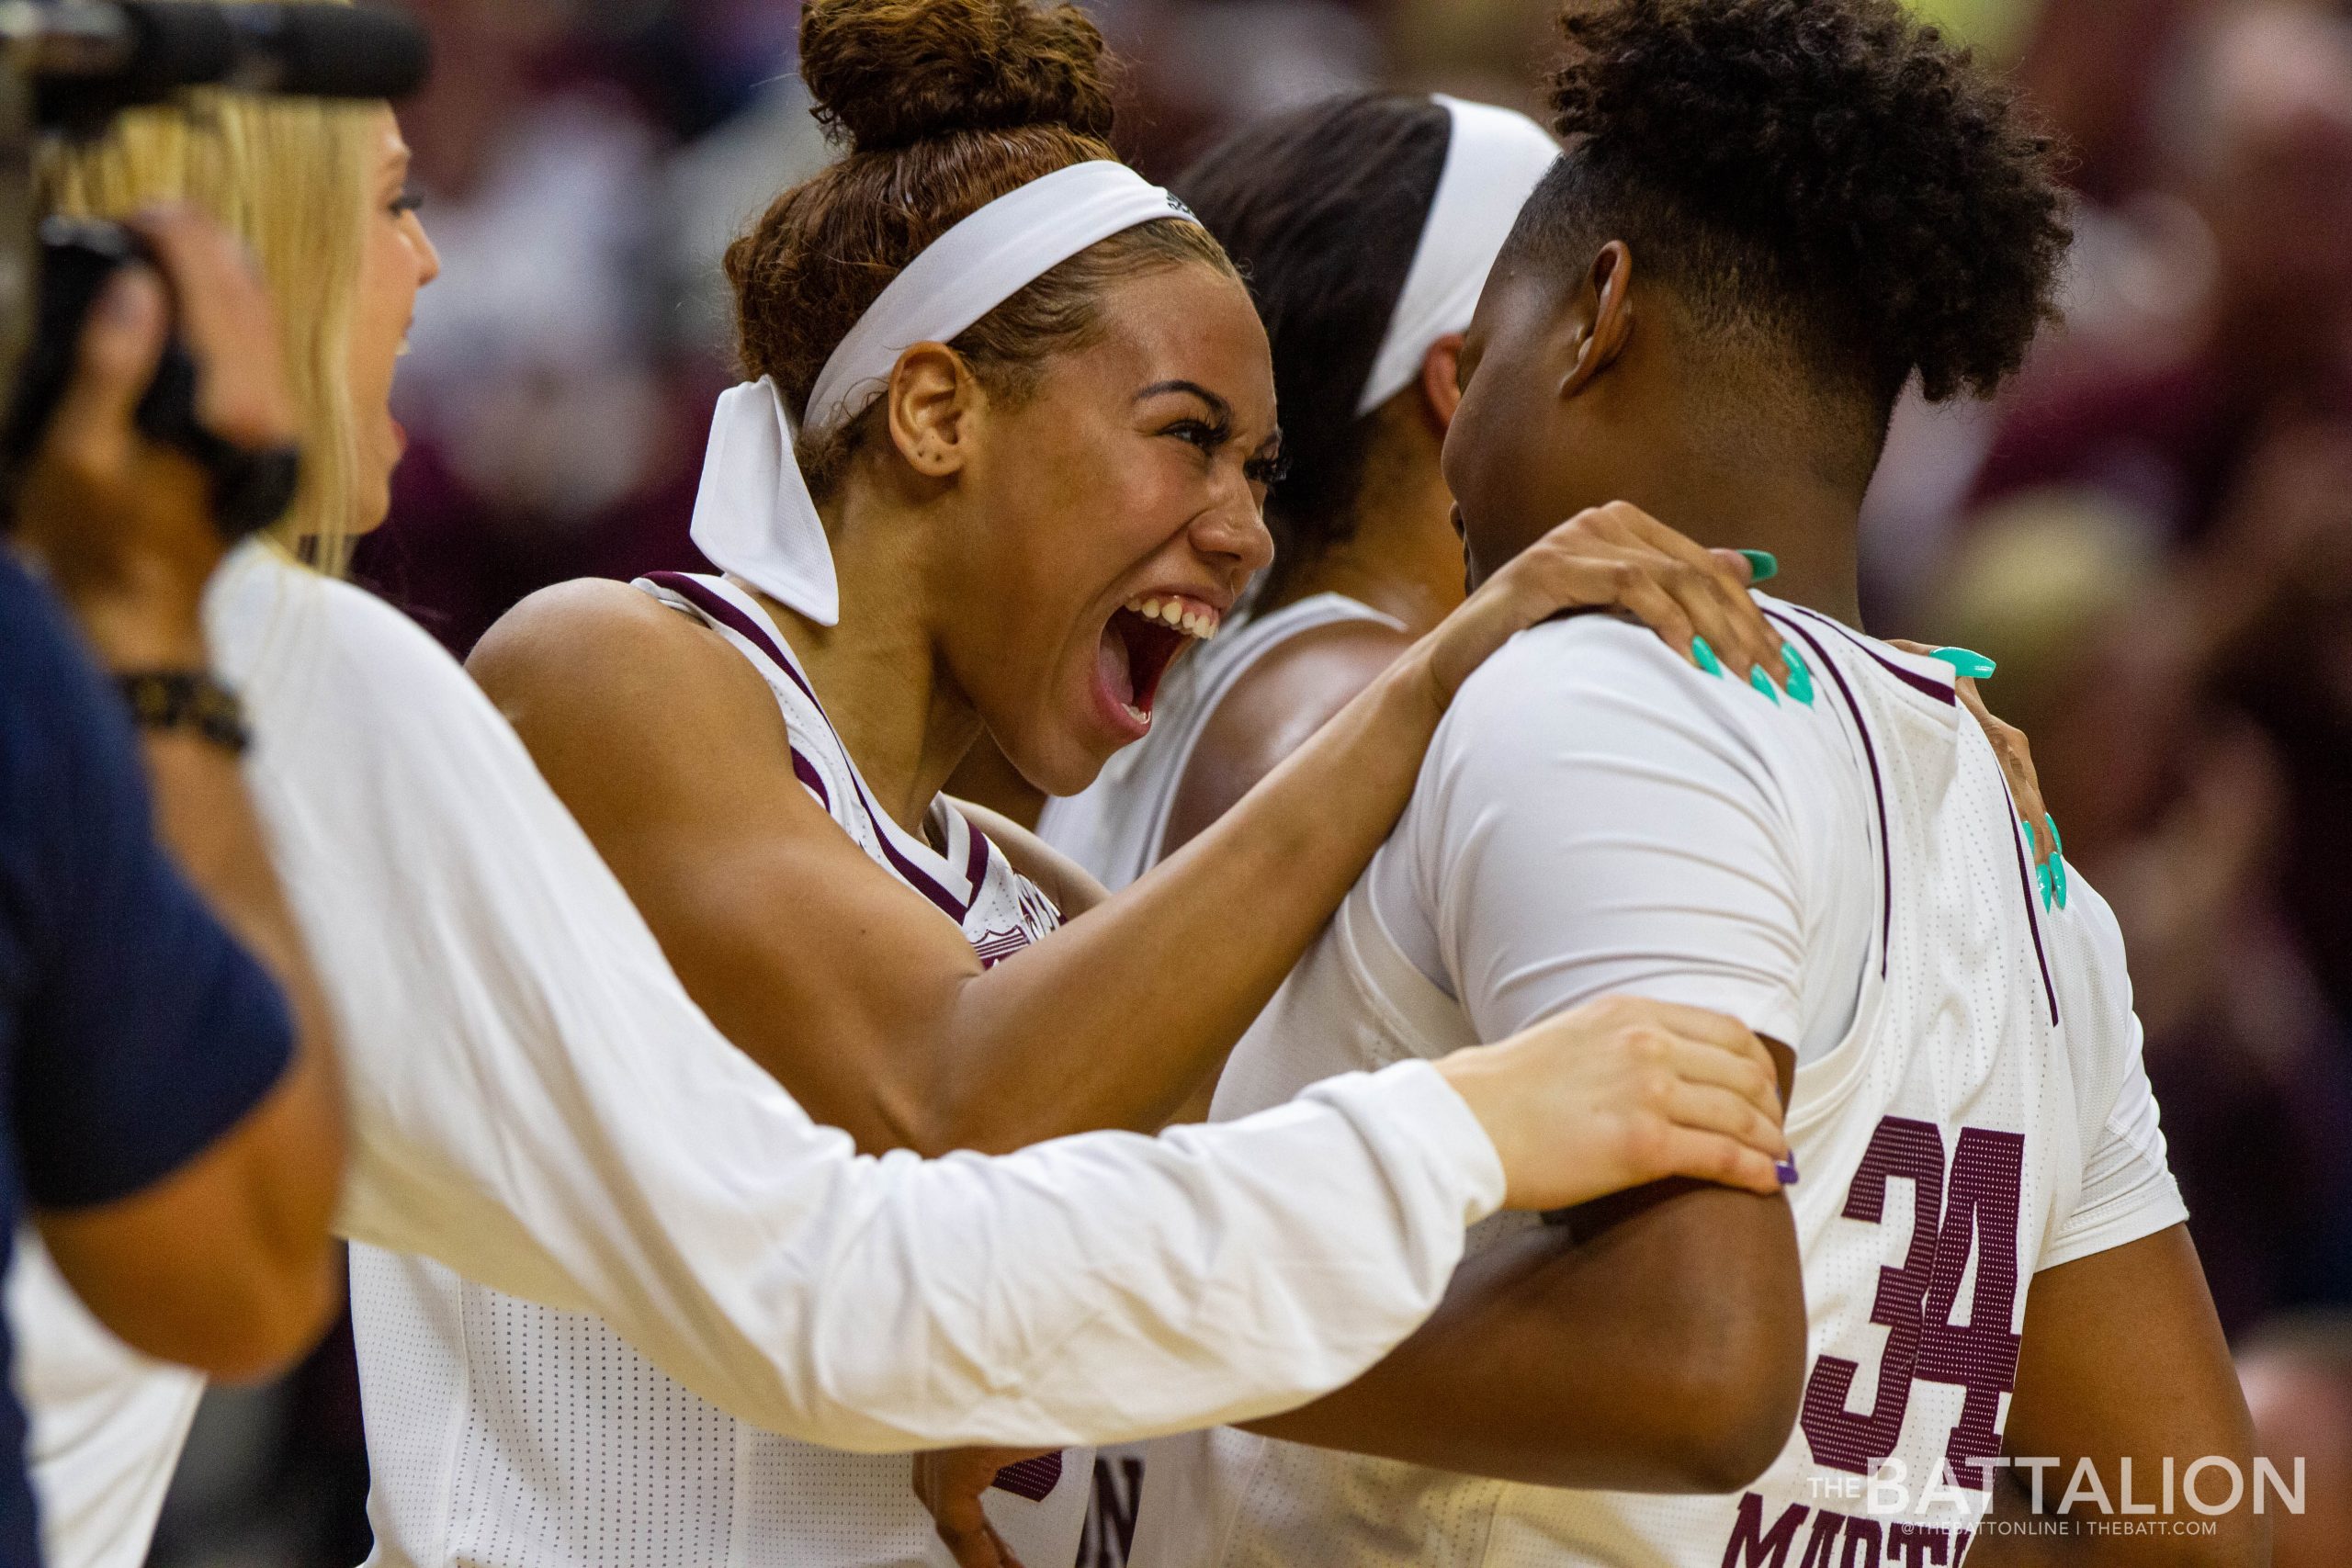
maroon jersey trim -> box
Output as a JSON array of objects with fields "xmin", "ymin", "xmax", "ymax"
[
  {"xmin": 1767, "ymin": 608, "xmax": 1894, "ymax": 981},
  {"xmin": 991, "ymin": 1452, "xmax": 1066, "ymax": 1502},
  {"xmin": 644, "ymin": 571, "xmax": 979, "ymax": 923}
]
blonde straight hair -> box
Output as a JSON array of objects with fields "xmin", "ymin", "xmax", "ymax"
[{"xmin": 40, "ymin": 1, "xmax": 377, "ymax": 575}]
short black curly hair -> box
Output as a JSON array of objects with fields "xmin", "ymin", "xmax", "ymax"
[{"xmin": 1514, "ymin": 0, "xmax": 2068, "ymax": 457}]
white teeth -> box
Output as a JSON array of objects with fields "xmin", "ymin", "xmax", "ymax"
[
  {"xmin": 1124, "ymin": 703, "xmax": 1150, "ymax": 728},
  {"xmin": 1120, "ymin": 596, "xmax": 1222, "ymax": 641}
]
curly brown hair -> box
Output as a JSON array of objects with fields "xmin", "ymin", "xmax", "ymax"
[
  {"xmin": 725, "ymin": 0, "xmax": 1232, "ymax": 498},
  {"xmin": 1521, "ymin": 0, "xmax": 2068, "ymax": 425}
]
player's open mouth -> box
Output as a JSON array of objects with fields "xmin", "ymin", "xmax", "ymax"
[{"xmin": 1096, "ymin": 594, "xmax": 1223, "ymax": 730}]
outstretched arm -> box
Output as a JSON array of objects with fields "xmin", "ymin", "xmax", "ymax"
[{"xmin": 471, "ymin": 505, "xmax": 1781, "ymax": 1156}]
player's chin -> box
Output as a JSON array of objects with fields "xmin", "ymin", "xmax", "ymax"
[{"xmin": 1017, "ymin": 695, "xmax": 1128, "ymax": 799}]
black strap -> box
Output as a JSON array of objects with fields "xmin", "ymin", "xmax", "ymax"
[{"xmin": 118, "ymin": 670, "xmax": 251, "ymax": 754}]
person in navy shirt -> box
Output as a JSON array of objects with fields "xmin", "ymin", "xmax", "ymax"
[{"xmin": 0, "ymin": 210, "xmax": 346, "ymax": 1564}]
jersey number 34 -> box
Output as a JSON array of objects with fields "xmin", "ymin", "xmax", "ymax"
[{"xmin": 1800, "ymin": 1115, "xmax": 2027, "ymax": 1491}]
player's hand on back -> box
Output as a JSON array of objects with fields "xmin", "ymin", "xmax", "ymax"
[
  {"xmin": 1886, "ymin": 638, "xmax": 2058, "ymax": 872},
  {"xmin": 913, "ymin": 1447, "xmax": 1050, "ymax": 1568},
  {"xmin": 1411, "ymin": 501, "xmax": 1790, "ymax": 708},
  {"xmin": 1434, "ymin": 995, "xmax": 1790, "ymax": 1212}
]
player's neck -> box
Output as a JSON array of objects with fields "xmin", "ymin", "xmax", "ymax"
[
  {"xmin": 1601, "ymin": 456, "xmax": 1866, "ymax": 629},
  {"xmin": 756, "ymin": 525, "xmax": 984, "ymax": 842}
]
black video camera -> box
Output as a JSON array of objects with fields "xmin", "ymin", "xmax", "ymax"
[{"xmin": 0, "ymin": 3, "xmax": 431, "ymax": 538}]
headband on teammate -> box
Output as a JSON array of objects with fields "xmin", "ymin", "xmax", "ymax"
[
  {"xmin": 689, "ymin": 161, "xmax": 1199, "ymax": 626},
  {"xmin": 1355, "ymin": 96, "xmax": 1562, "ymax": 417}
]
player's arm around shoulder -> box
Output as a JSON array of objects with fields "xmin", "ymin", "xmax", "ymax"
[
  {"xmin": 1159, "ymin": 616, "xmax": 1420, "ymax": 859},
  {"xmin": 468, "ymin": 581, "xmax": 996, "ymax": 1159}
]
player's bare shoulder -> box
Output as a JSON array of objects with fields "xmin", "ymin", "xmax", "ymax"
[
  {"xmin": 1163, "ymin": 615, "xmax": 1419, "ymax": 855},
  {"xmin": 466, "ymin": 576, "xmax": 805, "ymax": 843},
  {"xmin": 469, "ymin": 578, "xmax": 777, "ymax": 748}
]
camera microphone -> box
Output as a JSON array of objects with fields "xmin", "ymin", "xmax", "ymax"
[{"xmin": 18, "ymin": 3, "xmax": 432, "ymax": 129}]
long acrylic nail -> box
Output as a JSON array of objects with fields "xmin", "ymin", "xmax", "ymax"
[
  {"xmin": 1930, "ymin": 647, "xmax": 1998, "ymax": 681},
  {"xmin": 1749, "ymin": 665, "xmax": 1781, "ymax": 705},
  {"xmin": 2048, "ymin": 816, "xmax": 2068, "ymax": 908},
  {"xmin": 1781, "ymin": 643, "xmax": 1815, "ymax": 706},
  {"xmin": 1692, "ymin": 636, "xmax": 1724, "ymax": 677},
  {"xmin": 1737, "ymin": 549, "xmax": 1780, "ymax": 584}
]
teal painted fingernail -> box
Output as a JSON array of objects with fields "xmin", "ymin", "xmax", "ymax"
[
  {"xmin": 1737, "ymin": 549, "xmax": 1780, "ymax": 584},
  {"xmin": 1929, "ymin": 647, "xmax": 1998, "ymax": 681},
  {"xmin": 1749, "ymin": 665, "xmax": 1781, "ymax": 705},
  {"xmin": 1692, "ymin": 636, "xmax": 1724, "ymax": 677},
  {"xmin": 1781, "ymin": 643, "xmax": 1815, "ymax": 706},
  {"xmin": 2048, "ymin": 816, "xmax": 2067, "ymax": 908},
  {"xmin": 2037, "ymin": 858, "xmax": 2053, "ymax": 911}
]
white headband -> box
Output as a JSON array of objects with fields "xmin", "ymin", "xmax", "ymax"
[
  {"xmin": 1355, "ymin": 96, "xmax": 1561, "ymax": 417},
  {"xmin": 689, "ymin": 161, "xmax": 1197, "ymax": 626}
]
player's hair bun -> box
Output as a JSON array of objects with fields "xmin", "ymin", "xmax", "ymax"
[
  {"xmin": 1550, "ymin": 0, "xmax": 2067, "ymax": 402},
  {"xmin": 800, "ymin": 0, "xmax": 1116, "ymax": 154}
]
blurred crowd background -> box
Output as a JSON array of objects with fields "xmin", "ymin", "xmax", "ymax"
[{"xmin": 138, "ymin": 0, "xmax": 2352, "ymax": 1562}]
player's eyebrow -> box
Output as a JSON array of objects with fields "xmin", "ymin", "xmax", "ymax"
[{"xmin": 1134, "ymin": 379, "xmax": 1234, "ymax": 424}]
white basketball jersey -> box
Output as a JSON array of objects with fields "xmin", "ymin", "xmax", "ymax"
[
  {"xmin": 351, "ymin": 570, "xmax": 1086, "ymax": 1568},
  {"xmin": 1134, "ymin": 604, "xmax": 2178, "ymax": 1568},
  {"xmin": 1039, "ymin": 593, "xmax": 1402, "ymax": 890}
]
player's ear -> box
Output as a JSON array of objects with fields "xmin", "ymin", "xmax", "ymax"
[
  {"xmin": 1558, "ymin": 240, "xmax": 1634, "ymax": 403},
  {"xmin": 1419, "ymin": 333, "xmax": 1465, "ymax": 432},
  {"xmin": 885, "ymin": 344, "xmax": 978, "ymax": 479}
]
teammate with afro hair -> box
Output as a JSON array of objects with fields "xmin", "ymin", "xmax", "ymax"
[{"xmin": 1133, "ymin": 5, "xmax": 2264, "ymax": 1566}]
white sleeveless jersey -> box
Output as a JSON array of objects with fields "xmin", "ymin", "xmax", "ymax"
[
  {"xmin": 352, "ymin": 570, "xmax": 1087, "ymax": 1568},
  {"xmin": 1133, "ymin": 604, "xmax": 2183, "ymax": 1568},
  {"xmin": 1039, "ymin": 593, "xmax": 1403, "ymax": 890}
]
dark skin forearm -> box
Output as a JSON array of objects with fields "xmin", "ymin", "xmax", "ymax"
[
  {"xmin": 1250, "ymin": 1043, "xmax": 1804, "ymax": 1491},
  {"xmin": 1246, "ymin": 1179, "xmax": 1804, "ymax": 1491}
]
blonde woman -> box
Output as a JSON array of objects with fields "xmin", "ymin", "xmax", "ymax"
[
  {"xmin": 11, "ymin": 25, "xmax": 1794, "ymax": 1568},
  {"xmin": 15, "ymin": 83, "xmax": 424, "ymax": 1568}
]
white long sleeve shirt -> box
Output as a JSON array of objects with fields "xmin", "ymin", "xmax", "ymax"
[{"xmin": 15, "ymin": 545, "xmax": 1505, "ymax": 1562}]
